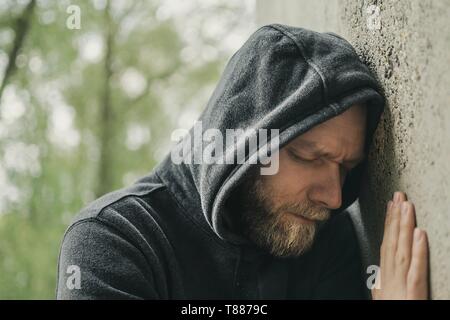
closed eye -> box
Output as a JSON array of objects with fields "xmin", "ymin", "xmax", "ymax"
[{"xmin": 287, "ymin": 149, "xmax": 317, "ymax": 163}]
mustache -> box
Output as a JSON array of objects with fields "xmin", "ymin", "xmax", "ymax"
[{"xmin": 276, "ymin": 201, "xmax": 330, "ymax": 222}]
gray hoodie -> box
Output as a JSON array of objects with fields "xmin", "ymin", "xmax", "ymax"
[{"xmin": 57, "ymin": 24, "xmax": 384, "ymax": 299}]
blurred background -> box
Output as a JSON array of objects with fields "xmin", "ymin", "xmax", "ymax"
[{"xmin": 0, "ymin": 0, "xmax": 254, "ymax": 299}]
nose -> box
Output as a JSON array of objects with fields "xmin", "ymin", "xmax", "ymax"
[{"xmin": 308, "ymin": 163, "xmax": 345, "ymax": 210}]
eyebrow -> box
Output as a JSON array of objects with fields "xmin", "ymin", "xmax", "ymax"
[{"xmin": 289, "ymin": 139, "xmax": 366, "ymax": 165}]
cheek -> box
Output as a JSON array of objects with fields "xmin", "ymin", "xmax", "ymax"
[{"xmin": 264, "ymin": 151, "xmax": 311, "ymax": 199}]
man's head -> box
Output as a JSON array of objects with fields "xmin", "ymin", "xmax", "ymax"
[{"xmin": 230, "ymin": 104, "xmax": 368, "ymax": 257}]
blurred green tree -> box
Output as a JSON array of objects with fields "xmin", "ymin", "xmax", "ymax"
[{"xmin": 0, "ymin": 0, "xmax": 253, "ymax": 299}]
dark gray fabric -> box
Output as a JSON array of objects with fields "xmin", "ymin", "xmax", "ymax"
[{"xmin": 56, "ymin": 24, "xmax": 384, "ymax": 299}]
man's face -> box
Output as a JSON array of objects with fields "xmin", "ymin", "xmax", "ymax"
[{"xmin": 233, "ymin": 104, "xmax": 367, "ymax": 257}]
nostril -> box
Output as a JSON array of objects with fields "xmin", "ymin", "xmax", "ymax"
[
  {"xmin": 326, "ymin": 190, "xmax": 342, "ymax": 210},
  {"xmin": 317, "ymin": 200, "xmax": 328, "ymax": 208}
]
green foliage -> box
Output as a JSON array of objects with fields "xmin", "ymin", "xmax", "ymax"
[{"xmin": 0, "ymin": 0, "xmax": 252, "ymax": 299}]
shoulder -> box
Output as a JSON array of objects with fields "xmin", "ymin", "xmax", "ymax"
[
  {"xmin": 58, "ymin": 174, "xmax": 174, "ymax": 267},
  {"xmin": 61, "ymin": 176, "xmax": 175, "ymax": 257},
  {"xmin": 57, "ymin": 178, "xmax": 172, "ymax": 299},
  {"xmin": 60, "ymin": 174, "xmax": 168, "ymax": 251},
  {"xmin": 71, "ymin": 178, "xmax": 165, "ymax": 224}
]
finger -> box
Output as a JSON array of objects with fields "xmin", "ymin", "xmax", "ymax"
[
  {"xmin": 395, "ymin": 191, "xmax": 408, "ymax": 202},
  {"xmin": 396, "ymin": 201, "xmax": 416, "ymax": 279},
  {"xmin": 407, "ymin": 229, "xmax": 429, "ymax": 300},
  {"xmin": 382, "ymin": 198, "xmax": 402, "ymax": 271},
  {"xmin": 383, "ymin": 200, "xmax": 394, "ymax": 231},
  {"xmin": 386, "ymin": 191, "xmax": 408, "ymax": 253},
  {"xmin": 383, "ymin": 191, "xmax": 407, "ymax": 233},
  {"xmin": 380, "ymin": 191, "xmax": 407, "ymax": 282},
  {"xmin": 380, "ymin": 200, "xmax": 393, "ymax": 272}
]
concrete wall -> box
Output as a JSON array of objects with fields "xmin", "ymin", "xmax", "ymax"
[{"xmin": 256, "ymin": 0, "xmax": 450, "ymax": 299}]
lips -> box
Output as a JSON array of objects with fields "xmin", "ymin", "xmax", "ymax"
[{"xmin": 286, "ymin": 212, "xmax": 316, "ymax": 224}]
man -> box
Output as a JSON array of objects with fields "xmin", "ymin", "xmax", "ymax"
[{"xmin": 57, "ymin": 24, "xmax": 428, "ymax": 299}]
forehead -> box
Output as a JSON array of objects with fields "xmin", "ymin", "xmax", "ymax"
[{"xmin": 287, "ymin": 105, "xmax": 367, "ymax": 157}]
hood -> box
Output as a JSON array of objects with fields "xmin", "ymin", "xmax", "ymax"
[{"xmin": 155, "ymin": 24, "xmax": 384, "ymax": 245}]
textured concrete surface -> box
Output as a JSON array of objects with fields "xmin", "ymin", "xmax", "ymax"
[{"xmin": 256, "ymin": 0, "xmax": 450, "ymax": 299}]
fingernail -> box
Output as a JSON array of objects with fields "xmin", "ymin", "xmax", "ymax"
[
  {"xmin": 394, "ymin": 192, "xmax": 401, "ymax": 203},
  {"xmin": 414, "ymin": 228, "xmax": 422, "ymax": 241},
  {"xmin": 401, "ymin": 202, "xmax": 409, "ymax": 215}
]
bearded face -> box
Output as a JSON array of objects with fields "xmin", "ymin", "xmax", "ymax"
[
  {"xmin": 232, "ymin": 167, "xmax": 331, "ymax": 258},
  {"xmin": 227, "ymin": 105, "xmax": 366, "ymax": 257}
]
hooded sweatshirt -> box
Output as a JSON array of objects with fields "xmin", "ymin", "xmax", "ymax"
[{"xmin": 57, "ymin": 24, "xmax": 384, "ymax": 299}]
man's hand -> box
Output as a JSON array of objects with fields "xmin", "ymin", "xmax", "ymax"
[{"xmin": 372, "ymin": 191, "xmax": 429, "ymax": 300}]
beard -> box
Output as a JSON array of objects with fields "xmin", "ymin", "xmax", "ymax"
[{"xmin": 229, "ymin": 168, "xmax": 331, "ymax": 258}]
